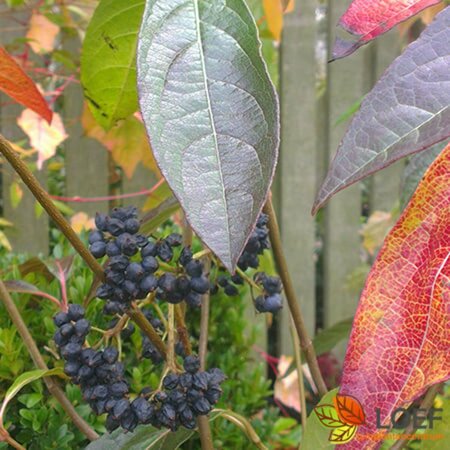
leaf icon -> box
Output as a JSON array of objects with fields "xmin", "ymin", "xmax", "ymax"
[
  {"xmin": 329, "ymin": 424, "xmax": 358, "ymax": 444},
  {"xmin": 314, "ymin": 404, "xmax": 346, "ymax": 428},
  {"xmin": 334, "ymin": 394, "xmax": 366, "ymax": 425}
]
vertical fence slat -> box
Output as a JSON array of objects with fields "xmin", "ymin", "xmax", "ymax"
[
  {"xmin": 63, "ymin": 35, "xmax": 109, "ymax": 217},
  {"xmin": 278, "ymin": 0, "xmax": 317, "ymax": 354},
  {"xmin": 370, "ymin": 30, "xmax": 404, "ymax": 212},
  {"xmin": 0, "ymin": 7, "xmax": 49, "ymax": 255},
  {"xmin": 122, "ymin": 164, "xmax": 158, "ymax": 210},
  {"xmin": 323, "ymin": 0, "xmax": 365, "ymax": 331}
]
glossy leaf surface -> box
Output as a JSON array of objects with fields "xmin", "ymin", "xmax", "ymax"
[{"xmin": 137, "ymin": 0, "xmax": 279, "ymax": 271}]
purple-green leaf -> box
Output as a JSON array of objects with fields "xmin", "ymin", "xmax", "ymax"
[
  {"xmin": 313, "ymin": 7, "xmax": 450, "ymax": 214},
  {"xmin": 137, "ymin": 0, "xmax": 279, "ymax": 271}
]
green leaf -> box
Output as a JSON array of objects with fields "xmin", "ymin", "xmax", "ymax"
[
  {"xmin": 419, "ymin": 396, "xmax": 450, "ymax": 450},
  {"xmin": 86, "ymin": 411, "xmax": 223, "ymax": 449},
  {"xmin": 311, "ymin": 318, "xmax": 353, "ymax": 356},
  {"xmin": 81, "ymin": 0, "xmax": 145, "ymax": 129},
  {"xmin": 0, "ymin": 368, "xmax": 63, "ymax": 424},
  {"xmin": 137, "ymin": 0, "xmax": 279, "ymax": 271},
  {"xmin": 273, "ymin": 417, "xmax": 297, "ymax": 433},
  {"xmin": 301, "ymin": 389, "xmax": 338, "ymax": 450}
]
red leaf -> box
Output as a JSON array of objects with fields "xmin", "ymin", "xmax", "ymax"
[
  {"xmin": 0, "ymin": 48, "xmax": 52, "ymax": 123},
  {"xmin": 332, "ymin": 0, "xmax": 442, "ymax": 59},
  {"xmin": 333, "ymin": 394, "xmax": 366, "ymax": 426},
  {"xmin": 339, "ymin": 142, "xmax": 450, "ymax": 448}
]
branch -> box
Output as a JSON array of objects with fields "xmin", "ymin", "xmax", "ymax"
[
  {"xmin": 175, "ymin": 304, "xmax": 192, "ymax": 356},
  {"xmin": 197, "ymin": 262, "xmax": 213, "ymax": 450},
  {"xmin": 0, "ymin": 279, "xmax": 98, "ymax": 441},
  {"xmin": 0, "ymin": 133, "xmax": 104, "ymax": 280},
  {"xmin": 263, "ymin": 196, "xmax": 328, "ymax": 397}
]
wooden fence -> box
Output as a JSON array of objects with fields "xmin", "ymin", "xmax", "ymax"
[{"xmin": 0, "ymin": 0, "xmax": 405, "ymax": 357}]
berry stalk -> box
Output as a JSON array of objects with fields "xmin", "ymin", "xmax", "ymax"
[{"xmin": 263, "ymin": 196, "xmax": 328, "ymax": 397}]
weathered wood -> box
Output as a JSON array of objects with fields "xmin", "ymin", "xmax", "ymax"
[
  {"xmin": 62, "ymin": 34, "xmax": 109, "ymax": 217},
  {"xmin": 121, "ymin": 164, "xmax": 158, "ymax": 211},
  {"xmin": 370, "ymin": 30, "xmax": 404, "ymax": 212},
  {"xmin": 278, "ymin": 0, "xmax": 317, "ymax": 354},
  {"xmin": 323, "ymin": 0, "xmax": 364, "ymax": 330},
  {"xmin": 0, "ymin": 6, "xmax": 49, "ymax": 255}
]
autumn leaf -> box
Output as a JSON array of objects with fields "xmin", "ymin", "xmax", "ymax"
[
  {"xmin": 339, "ymin": 142, "xmax": 450, "ymax": 448},
  {"xmin": 17, "ymin": 109, "xmax": 68, "ymax": 169},
  {"xmin": 329, "ymin": 424, "xmax": 357, "ymax": 444},
  {"xmin": 332, "ymin": 0, "xmax": 442, "ymax": 59},
  {"xmin": 360, "ymin": 211, "xmax": 395, "ymax": 256},
  {"xmin": 70, "ymin": 212, "xmax": 95, "ymax": 234},
  {"xmin": 9, "ymin": 181, "xmax": 23, "ymax": 209},
  {"xmin": 314, "ymin": 404, "xmax": 346, "ymax": 428},
  {"xmin": 262, "ymin": 0, "xmax": 295, "ymax": 41},
  {"xmin": 82, "ymin": 103, "xmax": 159, "ymax": 178},
  {"xmin": 333, "ymin": 394, "xmax": 366, "ymax": 426},
  {"xmin": 0, "ymin": 48, "xmax": 52, "ymax": 123},
  {"xmin": 26, "ymin": 13, "xmax": 60, "ymax": 54}
]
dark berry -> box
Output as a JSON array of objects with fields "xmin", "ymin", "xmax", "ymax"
[
  {"xmin": 142, "ymin": 256, "xmax": 159, "ymax": 273},
  {"xmin": 112, "ymin": 399, "xmax": 131, "ymax": 420},
  {"xmin": 192, "ymin": 372, "xmax": 209, "ymax": 391},
  {"xmin": 163, "ymin": 373, "xmax": 179, "ymax": 390},
  {"xmin": 74, "ymin": 318, "xmax": 90, "ymax": 336},
  {"xmin": 193, "ymin": 398, "xmax": 211, "ymax": 415},
  {"xmin": 126, "ymin": 262, "xmax": 145, "ymax": 281},
  {"xmin": 53, "ymin": 311, "xmax": 69, "ymax": 327},
  {"xmin": 179, "ymin": 372, "xmax": 193, "ymax": 389},
  {"xmin": 61, "ymin": 342, "xmax": 82, "ymax": 360},
  {"xmin": 110, "ymin": 381, "xmax": 129, "ymax": 397},
  {"xmin": 224, "ymin": 284, "xmax": 239, "ymax": 296},
  {"xmin": 124, "ymin": 218, "xmax": 140, "ymax": 234},
  {"xmin": 88, "ymin": 230, "xmax": 104, "ymax": 244},
  {"xmin": 165, "ymin": 233, "xmax": 182, "ymax": 247},
  {"xmin": 131, "ymin": 397, "xmax": 154, "ymax": 423},
  {"xmin": 185, "ymin": 292, "xmax": 202, "ymax": 308},
  {"xmin": 96, "ymin": 283, "xmax": 113, "ymax": 299},
  {"xmin": 60, "ymin": 323, "xmax": 74, "ymax": 338},
  {"xmin": 106, "ymin": 218, "xmax": 125, "ymax": 236},
  {"xmin": 106, "ymin": 414, "xmax": 120, "ymax": 432},
  {"xmin": 158, "ymin": 273, "xmax": 177, "ymax": 293},
  {"xmin": 231, "ymin": 274, "xmax": 244, "ymax": 285},
  {"xmin": 185, "ymin": 260, "xmax": 203, "ymax": 278},
  {"xmin": 190, "ymin": 276, "xmax": 209, "ymax": 294},
  {"xmin": 90, "ymin": 241, "xmax": 106, "ymax": 258},
  {"xmin": 103, "ymin": 347, "xmax": 119, "ymax": 364},
  {"xmin": 109, "ymin": 255, "xmax": 129, "ymax": 271},
  {"xmin": 183, "ymin": 355, "xmax": 200, "ymax": 374},
  {"xmin": 262, "ymin": 276, "xmax": 282, "ymax": 295},
  {"xmin": 95, "ymin": 213, "xmax": 108, "ymax": 231},
  {"xmin": 178, "ymin": 247, "xmax": 193, "ymax": 266},
  {"xmin": 92, "ymin": 385, "xmax": 109, "ymax": 400},
  {"xmin": 121, "ymin": 236, "xmax": 138, "ymax": 256},
  {"xmin": 140, "ymin": 275, "xmax": 158, "ymax": 293},
  {"xmin": 106, "ymin": 241, "xmax": 121, "ymax": 257},
  {"xmin": 141, "ymin": 241, "xmax": 157, "ymax": 257},
  {"xmin": 156, "ymin": 240, "xmax": 173, "ymax": 262},
  {"xmin": 64, "ymin": 361, "xmax": 80, "ymax": 377}
]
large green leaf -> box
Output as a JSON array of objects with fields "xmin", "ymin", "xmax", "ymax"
[
  {"xmin": 311, "ymin": 318, "xmax": 353, "ymax": 356},
  {"xmin": 81, "ymin": 0, "xmax": 145, "ymax": 129},
  {"xmin": 137, "ymin": 0, "xmax": 279, "ymax": 272}
]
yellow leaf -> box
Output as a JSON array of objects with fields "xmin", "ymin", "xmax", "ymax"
[
  {"xmin": 329, "ymin": 424, "xmax": 357, "ymax": 444},
  {"xmin": 70, "ymin": 212, "xmax": 95, "ymax": 234},
  {"xmin": 263, "ymin": 0, "xmax": 283, "ymax": 41},
  {"xmin": 82, "ymin": 103, "xmax": 159, "ymax": 178},
  {"xmin": 26, "ymin": 13, "xmax": 60, "ymax": 54},
  {"xmin": 17, "ymin": 109, "xmax": 68, "ymax": 169},
  {"xmin": 360, "ymin": 211, "xmax": 395, "ymax": 256}
]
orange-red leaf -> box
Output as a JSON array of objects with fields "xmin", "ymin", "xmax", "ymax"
[
  {"xmin": 0, "ymin": 48, "xmax": 52, "ymax": 123},
  {"xmin": 339, "ymin": 142, "xmax": 450, "ymax": 448},
  {"xmin": 332, "ymin": 0, "xmax": 442, "ymax": 59},
  {"xmin": 333, "ymin": 395, "xmax": 365, "ymax": 426}
]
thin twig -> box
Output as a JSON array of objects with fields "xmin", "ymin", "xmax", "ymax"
[
  {"xmin": 289, "ymin": 318, "xmax": 307, "ymax": 435},
  {"xmin": 263, "ymin": 196, "xmax": 328, "ymax": 397},
  {"xmin": 197, "ymin": 261, "xmax": 214, "ymax": 450},
  {"xmin": 167, "ymin": 305, "xmax": 176, "ymax": 371},
  {"xmin": 0, "ymin": 133, "xmax": 104, "ymax": 280},
  {"xmin": 0, "ymin": 279, "xmax": 99, "ymax": 441},
  {"xmin": 0, "ymin": 431, "xmax": 26, "ymax": 450},
  {"xmin": 390, "ymin": 383, "xmax": 443, "ymax": 450}
]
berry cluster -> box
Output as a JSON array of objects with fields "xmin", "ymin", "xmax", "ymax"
[
  {"xmin": 53, "ymin": 305, "xmax": 224, "ymax": 433},
  {"xmin": 156, "ymin": 247, "xmax": 209, "ymax": 307},
  {"xmin": 254, "ymin": 273, "xmax": 283, "ymax": 313},
  {"xmin": 154, "ymin": 355, "xmax": 225, "ymax": 430}
]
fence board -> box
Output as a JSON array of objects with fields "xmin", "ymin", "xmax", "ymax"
[
  {"xmin": 323, "ymin": 0, "xmax": 365, "ymax": 331},
  {"xmin": 0, "ymin": 7, "xmax": 49, "ymax": 255},
  {"xmin": 62, "ymin": 34, "xmax": 109, "ymax": 217},
  {"xmin": 278, "ymin": 0, "xmax": 317, "ymax": 354}
]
